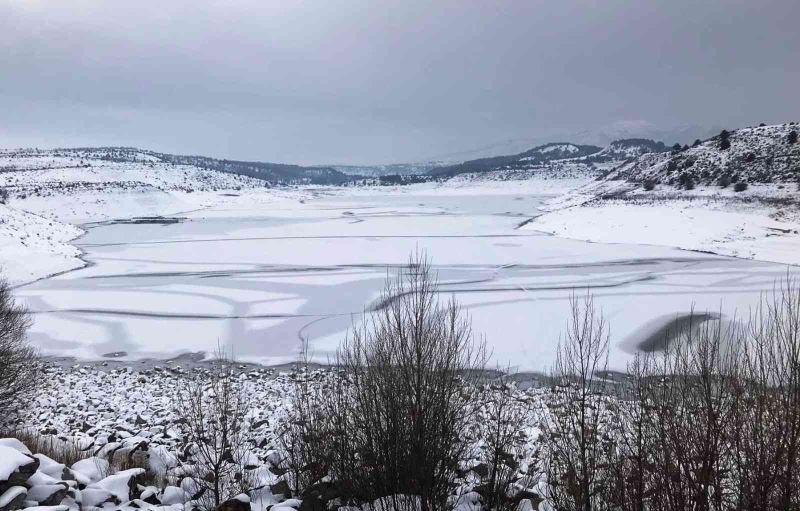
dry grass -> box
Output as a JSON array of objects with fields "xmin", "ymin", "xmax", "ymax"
[
  {"xmin": 2, "ymin": 429, "xmax": 89, "ymax": 466},
  {"xmin": 3, "ymin": 429, "xmax": 163, "ymax": 487}
]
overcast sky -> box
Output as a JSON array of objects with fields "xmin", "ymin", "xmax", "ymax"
[{"xmin": 1, "ymin": 0, "xmax": 798, "ymax": 165}]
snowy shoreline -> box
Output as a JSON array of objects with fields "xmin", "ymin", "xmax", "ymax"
[{"xmin": 529, "ymin": 181, "xmax": 800, "ymax": 267}]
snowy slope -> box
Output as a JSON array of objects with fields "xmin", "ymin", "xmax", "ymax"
[
  {"xmin": 434, "ymin": 139, "xmax": 670, "ymax": 182},
  {"xmin": 0, "ymin": 203, "xmax": 83, "ymax": 286},
  {"xmin": 432, "ymin": 142, "xmax": 603, "ymax": 178},
  {"xmin": 0, "ymin": 148, "xmax": 268, "ymax": 200},
  {"xmin": 0, "ymin": 148, "xmax": 279, "ymax": 285},
  {"xmin": 608, "ymin": 123, "xmax": 800, "ymax": 186},
  {"xmin": 524, "ymin": 123, "xmax": 800, "ymax": 265}
]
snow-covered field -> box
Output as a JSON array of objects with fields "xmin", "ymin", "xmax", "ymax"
[{"xmin": 9, "ymin": 180, "xmax": 798, "ymax": 372}]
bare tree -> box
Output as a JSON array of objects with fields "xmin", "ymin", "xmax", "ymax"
[
  {"xmin": 173, "ymin": 350, "xmax": 252, "ymax": 511},
  {"xmin": 0, "ymin": 276, "xmax": 40, "ymax": 428},
  {"xmin": 732, "ymin": 277, "xmax": 800, "ymax": 510},
  {"xmin": 645, "ymin": 314, "xmax": 740, "ymax": 511},
  {"xmin": 277, "ymin": 341, "xmax": 341, "ymax": 496},
  {"xmin": 604, "ymin": 353, "xmax": 659, "ymax": 511},
  {"xmin": 479, "ymin": 371, "xmax": 539, "ymax": 511},
  {"xmin": 544, "ymin": 292, "xmax": 614, "ymax": 511},
  {"xmin": 297, "ymin": 252, "xmax": 487, "ymax": 511}
]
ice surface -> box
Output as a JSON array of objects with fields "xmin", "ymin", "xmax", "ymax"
[{"xmin": 16, "ymin": 185, "xmax": 798, "ymax": 372}]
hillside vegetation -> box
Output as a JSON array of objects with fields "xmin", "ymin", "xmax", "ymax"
[{"xmin": 608, "ymin": 123, "xmax": 800, "ymax": 187}]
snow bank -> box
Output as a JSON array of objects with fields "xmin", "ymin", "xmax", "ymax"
[
  {"xmin": 531, "ymin": 194, "xmax": 800, "ymax": 265},
  {"xmin": 0, "ymin": 204, "xmax": 84, "ymax": 286}
]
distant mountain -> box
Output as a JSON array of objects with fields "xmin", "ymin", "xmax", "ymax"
[
  {"xmin": 430, "ymin": 139, "xmax": 672, "ymax": 179},
  {"xmin": 413, "ymin": 122, "xmax": 718, "ymax": 163},
  {"xmin": 431, "ymin": 142, "xmax": 602, "ymax": 178},
  {"xmin": 98, "ymin": 148, "xmax": 352, "ymax": 185},
  {"xmin": 562, "ymin": 120, "xmax": 721, "ymax": 148},
  {"xmin": 585, "ymin": 139, "xmax": 667, "ymax": 162},
  {"xmin": 608, "ymin": 123, "xmax": 800, "ymax": 186},
  {"xmin": 330, "ymin": 162, "xmax": 448, "ymax": 177}
]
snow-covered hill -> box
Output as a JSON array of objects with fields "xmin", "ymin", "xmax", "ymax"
[
  {"xmin": 0, "ymin": 148, "xmax": 269, "ymax": 200},
  {"xmin": 608, "ymin": 123, "xmax": 800, "ymax": 186},
  {"xmin": 528, "ymin": 123, "xmax": 800, "ymax": 265},
  {"xmin": 432, "ymin": 142, "xmax": 603, "ymax": 178},
  {"xmin": 0, "ymin": 147, "xmax": 310, "ymax": 285},
  {"xmin": 433, "ymin": 138, "xmax": 671, "ymax": 182},
  {"xmin": 584, "ymin": 138, "xmax": 668, "ymax": 162},
  {"xmin": 430, "ymin": 137, "xmax": 681, "ymax": 181},
  {"xmin": 0, "ymin": 203, "xmax": 83, "ymax": 286}
]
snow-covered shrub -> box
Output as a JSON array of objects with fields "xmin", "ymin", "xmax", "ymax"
[
  {"xmin": 172, "ymin": 353, "xmax": 253, "ymax": 510},
  {"xmin": 719, "ymin": 130, "xmax": 731, "ymax": 150},
  {"xmin": 283, "ymin": 253, "xmax": 487, "ymax": 511}
]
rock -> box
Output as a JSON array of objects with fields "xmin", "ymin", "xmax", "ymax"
[
  {"xmin": 298, "ymin": 495, "xmax": 325, "ymax": 511},
  {"xmin": 300, "ymin": 480, "xmax": 349, "ymax": 511},
  {"xmin": 160, "ymin": 486, "xmax": 187, "ymax": 505},
  {"xmin": 453, "ymin": 491, "xmax": 482, "ymax": 511},
  {"xmin": 515, "ymin": 499, "xmax": 534, "ymax": 511},
  {"xmin": 0, "ymin": 487, "xmax": 27, "ymax": 511},
  {"xmin": 269, "ymin": 480, "xmax": 291, "ymax": 498},
  {"xmin": 27, "ymin": 484, "xmax": 69, "ymax": 506},
  {"xmin": 80, "ymin": 488, "xmax": 119, "ymax": 508},
  {"xmin": 0, "ymin": 449, "xmax": 39, "ymax": 494},
  {"xmin": 470, "ymin": 462, "xmax": 489, "ymax": 479},
  {"xmin": 140, "ymin": 486, "xmax": 161, "ymax": 505},
  {"xmin": 0, "ymin": 440, "xmax": 31, "ymax": 455},
  {"xmin": 70, "ymin": 458, "xmax": 109, "ymax": 486},
  {"xmin": 511, "ymin": 489, "xmax": 541, "ymax": 507},
  {"xmin": 216, "ymin": 496, "xmax": 250, "ymax": 511},
  {"xmin": 31, "ymin": 455, "xmax": 67, "ymax": 481},
  {"xmin": 89, "ymin": 468, "xmax": 145, "ymax": 503}
]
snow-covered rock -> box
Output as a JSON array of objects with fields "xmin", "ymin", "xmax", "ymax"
[
  {"xmin": 70, "ymin": 458, "xmax": 108, "ymax": 486},
  {"xmin": 158, "ymin": 486, "xmax": 186, "ymax": 506},
  {"xmin": 0, "ymin": 486, "xmax": 27, "ymax": 511},
  {"xmin": 0, "ymin": 440, "xmax": 32, "ymax": 455},
  {"xmin": 0, "ymin": 447, "xmax": 38, "ymax": 484},
  {"xmin": 87, "ymin": 469, "xmax": 144, "ymax": 504}
]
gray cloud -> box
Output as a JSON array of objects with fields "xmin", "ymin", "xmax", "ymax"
[{"xmin": 1, "ymin": 0, "xmax": 798, "ymax": 164}]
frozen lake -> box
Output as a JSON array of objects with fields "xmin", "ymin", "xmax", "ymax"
[{"xmin": 17, "ymin": 188, "xmax": 797, "ymax": 371}]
